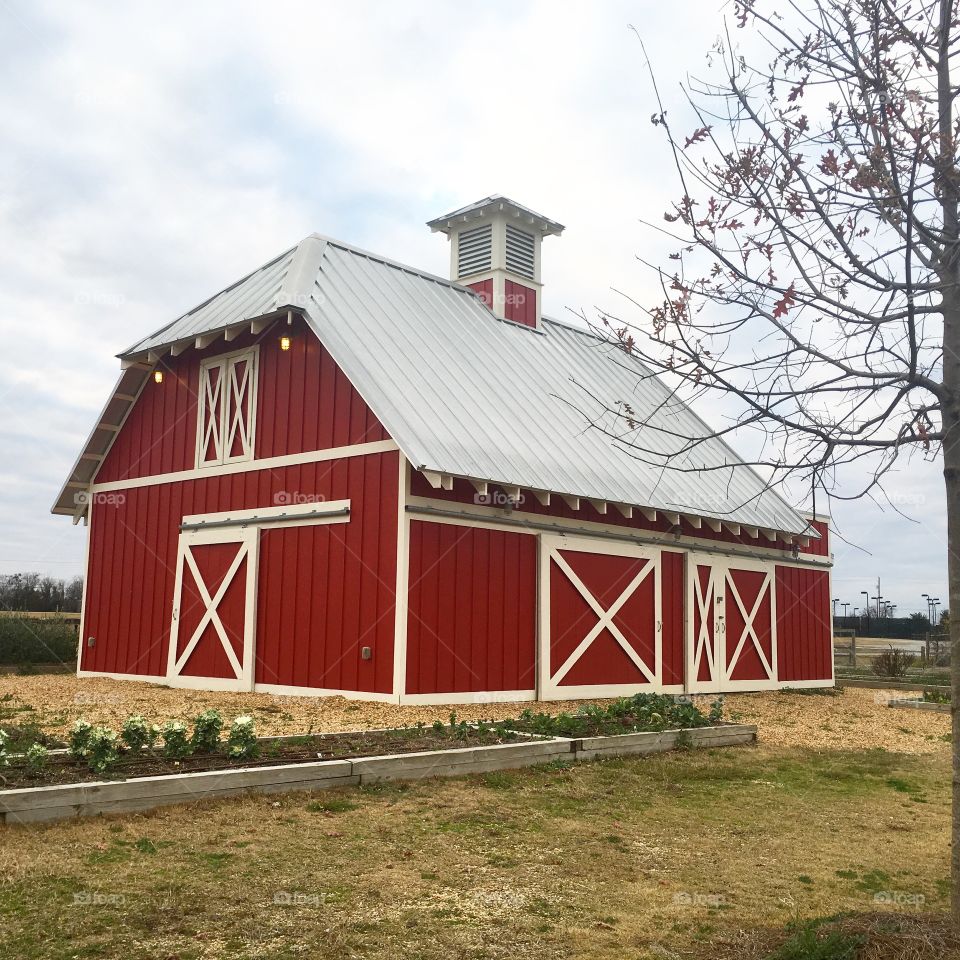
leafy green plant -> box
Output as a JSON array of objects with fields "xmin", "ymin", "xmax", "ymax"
[
  {"xmin": 227, "ymin": 715, "xmax": 258, "ymax": 759},
  {"xmin": 0, "ymin": 728, "xmax": 8, "ymax": 766},
  {"xmin": 25, "ymin": 743, "xmax": 49, "ymax": 770},
  {"xmin": 69, "ymin": 718, "xmax": 93, "ymax": 759},
  {"xmin": 505, "ymin": 693, "xmax": 716, "ymax": 738},
  {"xmin": 85, "ymin": 727, "xmax": 121, "ymax": 775},
  {"xmin": 160, "ymin": 720, "xmax": 191, "ymax": 759},
  {"xmin": 191, "ymin": 709, "xmax": 223, "ymax": 753},
  {"xmin": 120, "ymin": 715, "xmax": 155, "ymax": 753}
]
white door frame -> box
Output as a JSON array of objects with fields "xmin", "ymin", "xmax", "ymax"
[
  {"xmin": 538, "ymin": 534, "xmax": 661, "ymax": 701},
  {"xmin": 685, "ymin": 552, "xmax": 778, "ymax": 693},
  {"xmin": 166, "ymin": 525, "xmax": 259, "ymax": 691}
]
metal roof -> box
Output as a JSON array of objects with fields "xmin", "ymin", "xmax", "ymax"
[
  {"xmin": 427, "ymin": 195, "xmax": 565, "ymax": 236},
  {"xmin": 54, "ymin": 232, "xmax": 812, "ymax": 535}
]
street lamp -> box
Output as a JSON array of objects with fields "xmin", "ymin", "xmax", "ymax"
[
  {"xmin": 833, "ymin": 598, "xmax": 840, "ymax": 618},
  {"xmin": 861, "ymin": 591, "xmax": 870, "ymax": 635},
  {"xmin": 841, "ymin": 602, "xmax": 849, "ymax": 619}
]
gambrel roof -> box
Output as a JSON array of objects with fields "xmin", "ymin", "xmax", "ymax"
[{"xmin": 54, "ymin": 233, "xmax": 814, "ymax": 538}]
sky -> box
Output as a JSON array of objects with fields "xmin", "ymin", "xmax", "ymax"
[{"xmin": 0, "ymin": 0, "xmax": 946, "ymax": 617}]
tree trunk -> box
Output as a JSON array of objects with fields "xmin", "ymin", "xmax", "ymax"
[{"xmin": 946, "ymin": 415, "xmax": 960, "ymax": 923}]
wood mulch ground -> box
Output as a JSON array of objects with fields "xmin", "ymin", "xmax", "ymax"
[{"xmin": 0, "ymin": 674, "xmax": 949, "ymax": 753}]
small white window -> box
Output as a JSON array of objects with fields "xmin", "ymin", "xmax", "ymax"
[{"xmin": 196, "ymin": 347, "xmax": 259, "ymax": 467}]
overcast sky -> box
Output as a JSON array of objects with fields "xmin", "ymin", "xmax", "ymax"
[{"xmin": 0, "ymin": 1, "xmax": 945, "ymax": 617}]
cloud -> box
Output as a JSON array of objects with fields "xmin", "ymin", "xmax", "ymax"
[{"xmin": 0, "ymin": 0, "xmax": 945, "ymax": 613}]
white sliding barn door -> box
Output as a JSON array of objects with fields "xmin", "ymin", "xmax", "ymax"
[
  {"xmin": 166, "ymin": 526, "xmax": 259, "ymax": 691},
  {"xmin": 686, "ymin": 554, "xmax": 777, "ymax": 693}
]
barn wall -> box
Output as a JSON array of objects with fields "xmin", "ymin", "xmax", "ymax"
[
  {"xmin": 82, "ymin": 450, "xmax": 399, "ymax": 694},
  {"xmin": 97, "ymin": 318, "xmax": 388, "ymax": 483},
  {"xmin": 661, "ymin": 551, "xmax": 685, "ymax": 687},
  {"xmin": 405, "ymin": 521, "xmax": 537, "ymax": 694},
  {"xmin": 775, "ymin": 564, "xmax": 833, "ymax": 682},
  {"xmin": 504, "ymin": 280, "xmax": 536, "ymax": 327},
  {"xmin": 408, "ymin": 474, "xmax": 827, "ymax": 557},
  {"xmin": 467, "ymin": 279, "xmax": 494, "ymax": 310}
]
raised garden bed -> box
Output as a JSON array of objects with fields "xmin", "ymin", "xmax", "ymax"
[
  {"xmin": 0, "ymin": 694, "xmax": 756, "ymax": 825},
  {"xmin": 888, "ymin": 697, "xmax": 951, "ymax": 714},
  {"xmin": 0, "ymin": 725, "xmax": 531, "ymax": 790},
  {"xmin": 572, "ymin": 724, "xmax": 756, "ymax": 760}
]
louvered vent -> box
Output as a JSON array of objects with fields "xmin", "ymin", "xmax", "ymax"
[
  {"xmin": 505, "ymin": 225, "xmax": 535, "ymax": 280},
  {"xmin": 457, "ymin": 224, "xmax": 492, "ymax": 277}
]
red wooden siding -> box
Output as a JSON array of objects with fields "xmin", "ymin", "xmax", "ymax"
[
  {"xmin": 82, "ymin": 451, "xmax": 399, "ymax": 694},
  {"xmin": 802, "ymin": 518, "xmax": 830, "ymax": 557},
  {"xmin": 405, "ymin": 522, "xmax": 536, "ymax": 694},
  {"xmin": 661, "ymin": 551, "xmax": 685, "ymax": 686},
  {"xmin": 775, "ymin": 565, "xmax": 832, "ymax": 681},
  {"xmin": 504, "ymin": 280, "xmax": 536, "ymax": 327},
  {"xmin": 97, "ymin": 319, "xmax": 388, "ymax": 483},
  {"xmin": 409, "ymin": 473, "xmax": 816, "ymax": 555},
  {"xmin": 467, "ymin": 279, "xmax": 494, "ymax": 310}
]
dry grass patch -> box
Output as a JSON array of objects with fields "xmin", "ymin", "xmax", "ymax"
[{"xmin": 0, "ymin": 741, "xmax": 949, "ymax": 960}]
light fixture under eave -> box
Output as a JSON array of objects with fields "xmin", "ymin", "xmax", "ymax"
[
  {"xmin": 279, "ymin": 335, "xmax": 292, "ymax": 352},
  {"xmin": 670, "ymin": 523, "xmax": 683, "ymax": 541},
  {"xmin": 153, "ymin": 370, "xmax": 164, "ymax": 384}
]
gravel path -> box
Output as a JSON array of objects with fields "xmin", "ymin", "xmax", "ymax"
[{"xmin": 0, "ymin": 674, "xmax": 949, "ymax": 753}]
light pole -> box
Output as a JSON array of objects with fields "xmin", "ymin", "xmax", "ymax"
[
  {"xmin": 841, "ymin": 602, "xmax": 849, "ymax": 619},
  {"xmin": 861, "ymin": 590, "xmax": 870, "ymax": 635},
  {"xmin": 833, "ymin": 597, "xmax": 840, "ymax": 618}
]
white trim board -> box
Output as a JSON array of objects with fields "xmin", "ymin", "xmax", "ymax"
[
  {"xmin": 399, "ymin": 689, "xmax": 537, "ymax": 706},
  {"xmin": 91, "ymin": 439, "xmax": 399, "ymax": 493},
  {"xmin": 393, "ymin": 457, "xmax": 411, "ymax": 699},
  {"xmin": 181, "ymin": 499, "xmax": 351, "ymax": 530}
]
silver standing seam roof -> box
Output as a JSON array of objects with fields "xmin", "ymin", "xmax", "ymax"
[{"xmin": 53, "ymin": 233, "xmax": 814, "ymax": 537}]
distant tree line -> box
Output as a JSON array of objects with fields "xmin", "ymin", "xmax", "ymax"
[{"xmin": 0, "ymin": 573, "xmax": 83, "ymax": 613}]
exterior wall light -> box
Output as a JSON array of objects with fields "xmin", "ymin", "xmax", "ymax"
[
  {"xmin": 670, "ymin": 523, "xmax": 682, "ymax": 541},
  {"xmin": 153, "ymin": 370, "xmax": 164, "ymax": 384},
  {"xmin": 279, "ymin": 335, "xmax": 292, "ymax": 352}
]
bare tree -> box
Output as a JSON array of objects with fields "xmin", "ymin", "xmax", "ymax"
[{"xmin": 604, "ymin": 0, "xmax": 959, "ymax": 919}]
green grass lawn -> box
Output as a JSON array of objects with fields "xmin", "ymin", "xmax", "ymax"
[{"xmin": 0, "ymin": 742, "xmax": 950, "ymax": 960}]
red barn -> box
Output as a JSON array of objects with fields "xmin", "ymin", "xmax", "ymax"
[{"xmin": 53, "ymin": 197, "xmax": 834, "ymax": 703}]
